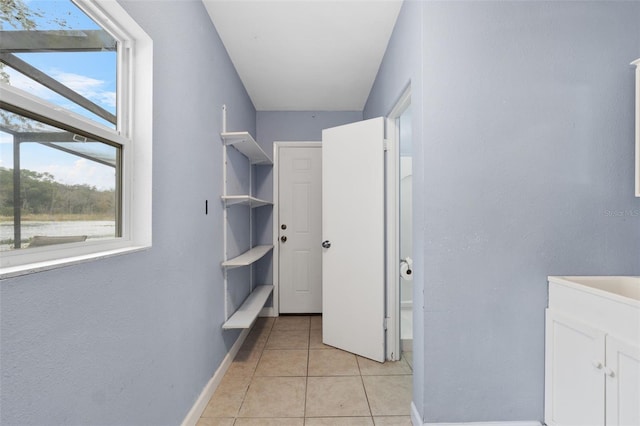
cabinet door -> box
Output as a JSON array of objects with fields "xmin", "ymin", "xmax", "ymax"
[
  {"xmin": 605, "ymin": 336, "xmax": 640, "ymax": 426},
  {"xmin": 545, "ymin": 310, "xmax": 606, "ymax": 426}
]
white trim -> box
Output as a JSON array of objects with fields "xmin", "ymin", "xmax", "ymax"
[
  {"xmin": 401, "ymin": 338, "xmax": 413, "ymax": 353},
  {"xmin": 632, "ymin": 58, "xmax": 639, "ymax": 197},
  {"xmin": 272, "ymin": 141, "xmax": 322, "ymax": 316},
  {"xmin": 0, "ymin": 85, "xmax": 127, "ymax": 144},
  {"xmin": 124, "ymin": 0, "xmax": 153, "ymax": 250},
  {"xmin": 58, "ymin": 0, "xmax": 154, "ymax": 250},
  {"xmin": 385, "ymin": 84, "xmax": 411, "ymax": 362},
  {"xmin": 389, "ymin": 85, "xmax": 412, "ymax": 120},
  {"xmin": 180, "ymin": 327, "xmax": 251, "ymax": 426},
  {"xmin": 0, "ymin": 245, "xmax": 148, "ymax": 279},
  {"xmin": 385, "ymin": 115, "xmax": 400, "ymax": 361},
  {"xmin": 424, "ymin": 423, "xmax": 542, "ymax": 426},
  {"xmin": 411, "ymin": 401, "xmax": 422, "ymax": 426}
]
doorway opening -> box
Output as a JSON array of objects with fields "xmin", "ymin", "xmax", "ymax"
[
  {"xmin": 398, "ymin": 105, "xmax": 413, "ymax": 351},
  {"xmin": 271, "ymin": 94, "xmax": 412, "ymax": 363},
  {"xmin": 386, "ymin": 86, "xmax": 412, "ymax": 361},
  {"xmin": 272, "ymin": 141, "xmax": 322, "ymax": 316}
]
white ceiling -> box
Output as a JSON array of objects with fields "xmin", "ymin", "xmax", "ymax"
[{"xmin": 202, "ymin": 0, "xmax": 403, "ymax": 111}]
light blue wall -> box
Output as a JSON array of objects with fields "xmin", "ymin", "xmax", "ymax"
[
  {"xmin": 252, "ymin": 111, "xmax": 363, "ymax": 290},
  {"xmin": 366, "ymin": 0, "xmax": 640, "ymax": 423},
  {"xmin": 363, "ymin": 0, "xmax": 425, "ymax": 419},
  {"xmin": 256, "ymin": 111, "xmax": 363, "ymax": 151},
  {"xmin": 4, "ymin": 1, "xmax": 640, "ymax": 424},
  {"xmin": 400, "ymin": 107, "xmax": 412, "ymax": 157},
  {"xmin": 0, "ymin": 1, "xmax": 256, "ymax": 424},
  {"xmin": 254, "ymin": 110, "xmax": 362, "ymax": 205}
]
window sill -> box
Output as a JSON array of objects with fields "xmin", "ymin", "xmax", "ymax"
[{"xmin": 0, "ymin": 245, "xmax": 150, "ymax": 280}]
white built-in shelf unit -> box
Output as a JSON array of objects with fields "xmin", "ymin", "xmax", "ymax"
[
  {"xmin": 222, "ymin": 245, "xmax": 273, "ymax": 269},
  {"xmin": 222, "ymin": 195, "xmax": 273, "ymax": 208},
  {"xmin": 221, "ymin": 125, "xmax": 273, "ymax": 330},
  {"xmin": 221, "ymin": 132, "xmax": 272, "ymax": 165},
  {"xmin": 221, "ymin": 285, "xmax": 274, "ymax": 330}
]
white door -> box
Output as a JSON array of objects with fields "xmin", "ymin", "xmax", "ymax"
[
  {"xmin": 322, "ymin": 117, "xmax": 385, "ymax": 362},
  {"xmin": 278, "ymin": 144, "xmax": 323, "ymax": 313},
  {"xmin": 605, "ymin": 335, "xmax": 640, "ymax": 426}
]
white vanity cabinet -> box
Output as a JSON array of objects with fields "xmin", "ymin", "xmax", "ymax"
[
  {"xmin": 605, "ymin": 336, "xmax": 640, "ymax": 426},
  {"xmin": 545, "ymin": 310, "xmax": 605, "ymax": 425},
  {"xmin": 545, "ymin": 276, "xmax": 640, "ymax": 426}
]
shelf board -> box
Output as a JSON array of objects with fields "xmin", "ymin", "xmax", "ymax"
[
  {"xmin": 222, "ymin": 195, "xmax": 273, "ymax": 208},
  {"xmin": 221, "ymin": 132, "xmax": 272, "ymax": 165},
  {"xmin": 222, "ymin": 285, "xmax": 273, "ymax": 329},
  {"xmin": 222, "ymin": 245, "xmax": 273, "ymax": 268}
]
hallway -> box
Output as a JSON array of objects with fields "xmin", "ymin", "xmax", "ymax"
[{"xmin": 197, "ymin": 316, "xmax": 413, "ymax": 425}]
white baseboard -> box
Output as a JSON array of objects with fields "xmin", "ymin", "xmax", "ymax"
[
  {"xmin": 425, "ymin": 422, "xmax": 542, "ymax": 426},
  {"xmin": 410, "ymin": 406, "xmax": 542, "ymax": 426},
  {"xmin": 401, "ymin": 338, "xmax": 413, "ymax": 352},
  {"xmin": 180, "ymin": 327, "xmax": 251, "ymax": 426},
  {"xmin": 411, "ymin": 401, "xmax": 422, "ymax": 426}
]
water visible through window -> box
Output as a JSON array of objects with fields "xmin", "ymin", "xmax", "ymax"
[{"xmin": 0, "ymin": 108, "xmax": 120, "ymax": 251}]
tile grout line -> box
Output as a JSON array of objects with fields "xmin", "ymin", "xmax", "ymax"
[
  {"xmin": 356, "ymin": 353, "xmax": 375, "ymax": 420},
  {"xmin": 199, "ymin": 316, "xmax": 413, "ymax": 424},
  {"xmin": 303, "ymin": 319, "xmax": 311, "ymax": 425},
  {"xmin": 235, "ymin": 317, "xmax": 273, "ymax": 422}
]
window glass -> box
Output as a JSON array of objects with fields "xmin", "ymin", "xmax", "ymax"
[
  {"xmin": 1, "ymin": 0, "xmax": 118, "ymax": 129},
  {"xmin": 0, "ymin": 0, "xmax": 151, "ymax": 273},
  {"xmin": 0, "ymin": 107, "xmax": 120, "ymax": 251}
]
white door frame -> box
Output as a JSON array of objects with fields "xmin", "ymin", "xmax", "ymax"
[
  {"xmin": 272, "ymin": 141, "xmax": 322, "ymax": 316},
  {"xmin": 385, "ymin": 86, "xmax": 411, "ymax": 361},
  {"xmin": 271, "ymin": 107, "xmax": 412, "ymax": 361}
]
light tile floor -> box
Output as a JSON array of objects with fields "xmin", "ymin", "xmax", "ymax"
[{"xmin": 198, "ymin": 315, "xmax": 413, "ymax": 426}]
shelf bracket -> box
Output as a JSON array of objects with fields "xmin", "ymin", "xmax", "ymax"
[{"xmin": 222, "ymin": 104, "xmax": 227, "ymax": 133}]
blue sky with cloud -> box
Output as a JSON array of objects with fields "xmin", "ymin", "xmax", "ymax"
[{"xmin": 0, "ymin": 0, "xmax": 118, "ymax": 190}]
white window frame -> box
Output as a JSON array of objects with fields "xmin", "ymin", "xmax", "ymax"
[{"xmin": 0, "ymin": 0, "xmax": 153, "ymax": 278}]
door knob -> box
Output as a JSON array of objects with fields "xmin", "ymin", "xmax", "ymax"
[
  {"xmin": 322, "ymin": 240, "xmax": 331, "ymax": 248},
  {"xmin": 281, "ymin": 236, "xmax": 287, "ymax": 243}
]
